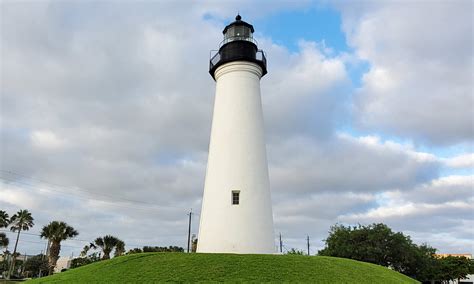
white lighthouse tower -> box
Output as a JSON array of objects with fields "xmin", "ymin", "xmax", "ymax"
[{"xmin": 197, "ymin": 15, "xmax": 275, "ymax": 254}]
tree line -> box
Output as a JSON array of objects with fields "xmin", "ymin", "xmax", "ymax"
[
  {"xmin": 317, "ymin": 223, "xmax": 474, "ymax": 283},
  {"xmin": 0, "ymin": 209, "xmax": 126, "ymax": 280},
  {"xmin": 71, "ymin": 243, "xmax": 184, "ymax": 269},
  {"xmin": 3, "ymin": 209, "xmax": 471, "ymax": 283}
]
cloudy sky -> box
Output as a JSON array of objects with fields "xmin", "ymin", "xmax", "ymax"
[{"xmin": 1, "ymin": 0, "xmax": 472, "ymax": 257}]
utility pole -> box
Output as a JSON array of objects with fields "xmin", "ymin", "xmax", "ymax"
[
  {"xmin": 306, "ymin": 235, "xmax": 310, "ymax": 256},
  {"xmin": 279, "ymin": 233, "xmax": 282, "ymax": 253},
  {"xmin": 187, "ymin": 210, "xmax": 193, "ymax": 253}
]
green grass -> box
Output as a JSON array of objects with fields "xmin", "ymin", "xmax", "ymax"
[{"xmin": 27, "ymin": 253, "xmax": 419, "ymax": 283}]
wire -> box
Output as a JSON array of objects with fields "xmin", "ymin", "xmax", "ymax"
[
  {"xmin": 0, "ymin": 173, "xmax": 198, "ymax": 213},
  {"xmin": 0, "ymin": 229, "xmax": 91, "ymax": 243},
  {"xmin": 0, "ymin": 177, "xmax": 165, "ymax": 213},
  {"xmin": 0, "ymin": 170, "xmax": 175, "ymax": 207},
  {"xmin": 0, "ymin": 170, "xmax": 202, "ymax": 254}
]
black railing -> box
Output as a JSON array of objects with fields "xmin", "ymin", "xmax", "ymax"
[
  {"xmin": 256, "ymin": 50, "xmax": 267, "ymax": 68},
  {"xmin": 209, "ymin": 49, "xmax": 266, "ymax": 74},
  {"xmin": 210, "ymin": 50, "xmax": 220, "ymax": 70}
]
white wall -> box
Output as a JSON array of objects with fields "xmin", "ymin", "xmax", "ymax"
[
  {"xmin": 54, "ymin": 256, "xmax": 71, "ymax": 273},
  {"xmin": 197, "ymin": 61, "xmax": 275, "ymax": 254}
]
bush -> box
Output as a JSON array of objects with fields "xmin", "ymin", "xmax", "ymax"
[
  {"xmin": 70, "ymin": 253, "xmax": 100, "ymax": 269},
  {"xmin": 318, "ymin": 223, "xmax": 474, "ymax": 282},
  {"xmin": 142, "ymin": 246, "xmax": 184, "ymax": 253},
  {"xmin": 286, "ymin": 248, "xmax": 304, "ymax": 255}
]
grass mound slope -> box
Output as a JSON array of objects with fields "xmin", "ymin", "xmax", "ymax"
[{"xmin": 28, "ymin": 252, "xmax": 418, "ymax": 283}]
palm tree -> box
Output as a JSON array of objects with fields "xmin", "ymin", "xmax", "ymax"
[
  {"xmin": 0, "ymin": 232, "xmax": 9, "ymax": 250},
  {"xmin": 8, "ymin": 209, "xmax": 34, "ymax": 278},
  {"xmin": 0, "ymin": 210, "xmax": 9, "ymax": 228},
  {"xmin": 0, "ymin": 211, "xmax": 9, "ymax": 253},
  {"xmin": 94, "ymin": 235, "xmax": 123, "ymax": 260},
  {"xmin": 40, "ymin": 221, "xmax": 78, "ymax": 273},
  {"xmin": 80, "ymin": 245, "xmax": 90, "ymax": 257},
  {"xmin": 114, "ymin": 240, "xmax": 125, "ymax": 257}
]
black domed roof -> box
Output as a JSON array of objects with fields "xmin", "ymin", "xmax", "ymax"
[{"xmin": 222, "ymin": 14, "xmax": 254, "ymax": 34}]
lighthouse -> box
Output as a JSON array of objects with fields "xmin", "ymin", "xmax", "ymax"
[{"xmin": 197, "ymin": 15, "xmax": 275, "ymax": 254}]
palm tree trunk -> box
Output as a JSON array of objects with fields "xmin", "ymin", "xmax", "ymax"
[
  {"xmin": 46, "ymin": 239, "xmax": 51, "ymax": 257},
  {"xmin": 48, "ymin": 241, "xmax": 61, "ymax": 274},
  {"xmin": 8, "ymin": 228, "xmax": 21, "ymax": 279}
]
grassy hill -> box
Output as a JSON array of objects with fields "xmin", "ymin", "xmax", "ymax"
[{"xmin": 27, "ymin": 253, "xmax": 419, "ymax": 283}]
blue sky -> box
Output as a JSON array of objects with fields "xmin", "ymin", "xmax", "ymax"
[
  {"xmin": 254, "ymin": 6, "xmax": 371, "ymax": 88},
  {"xmin": 255, "ymin": 6, "xmax": 348, "ymax": 52},
  {"xmin": 1, "ymin": 0, "xmax": 472, "ymax": 257}
]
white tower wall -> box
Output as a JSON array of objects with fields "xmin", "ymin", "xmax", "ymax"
[{"xmin": 197, "ymin": 61, "xmax": 275, "ymax": 254}]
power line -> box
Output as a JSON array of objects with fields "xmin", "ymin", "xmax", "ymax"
[
  {"xmin": 0, "ymin": 229, "xmax": 91, "ymax": 243},
  {"xmin": 0, "ymin": 176, "xmax": 163, "ymax": 213},
  {"xmin": 0, "ymin": 172, "xmax": 197, "ymax": 212},
  {"xmin": 0, "ymin": 233, "xmax": 83, "ymax": 249},
  {"xmin": 1, "ymin": 169, "xmax": 133, "ymax": 202},
  {"xmin": 0, "ymin": 170, "xmax": 187, "ymax": 207},
  {"xmin": 0, "ymin": 173, "xmax": 202, "ymax": 253}
]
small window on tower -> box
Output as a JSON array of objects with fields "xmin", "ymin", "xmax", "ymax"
[{"xmin": 232, "ymin": 190, "xmax": 240, "ymax": 205}]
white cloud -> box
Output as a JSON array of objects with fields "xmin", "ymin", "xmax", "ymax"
[
  {"xmin": 444, "ymin": 153, "xmax": 474, "ymax": 169},
  {"xmin": 337, "ymin": 0, "xmax": 473, "ymax": 145},
  {"xmin": 338, "ymin": 175, "xmax": 473, "ymax": 254},
  {"xmin": 268, "ymin": 134, "xmax": 440, "ymax": 196},
  {"xmin": 31, "ymin": 130, "xmax": 66, "ymax": 149},
  {"xmin": 261, "ymin": 39, "xmax": 350, "ymax": 141}
]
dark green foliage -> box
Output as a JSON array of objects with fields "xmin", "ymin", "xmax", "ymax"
[
  {"xmin": 8, "ymin": 209, "xmax": 34, "ymax": 278},
  {"xmin": 142, "ymin": 246, "xmax": 184, "ymax": 253},
  {"xmin": 436, "ymin": 256, "xmax": 473, "ymax": 283},
  {"xmin": 70, "ymin": 253, "xmax": 100, "ymax": 269},
  {"xmin": 26, "ymin": 253, "xmax": 418, "ymax": 283},
  {"xmin": 127, "ymin": 246, "xmax": 184, "ymax": 254},
  {"xmin": 9, "ymin": 210, "xmax": 34, "ymax": 232},
  {"xmin": 70, "ymin": 257, "xmax": 92, "ymax": 269},
  {"xmin": 317, "ymin": 223, "xmax": 472, "ymax": 283},
  {"xmin": 40, "ymin": 221, "xmax": 78, "ymax": 274},
  {"xmin": 0, "ymin": 210, "xmax": 9, "ymax": 228},
  {"xmin": 0, "ymin": 232, "xmax": 9, "ymax": 249},
  {"xmin": 23, "ymin": 254, "xmax": 49, "ymax": 278},
  {"xmin": 94, "ymin": 235, "xmax": 125, "ymax": 260},
  {"xmin": 286, "ymin": 248, "xmax": 304, "ymax": 255},
  {"xmin": 127, "ymin": 248, "xmax": 143, "ymax": 254},
  {"xmin": 0, "ymin": 258, "xmax": 9, "ymax": 275},
  {"xmin": 319, "ymin": 223, "xmax": 414, "ymax": 268},
  {"xmin": 114, "ymin": 240, "xmax": 125, "ymax": 257}
]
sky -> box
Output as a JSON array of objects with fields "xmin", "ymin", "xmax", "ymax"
[{"xmin": 0, "ymin": 0, "xmax": 472, "ymax": 257}]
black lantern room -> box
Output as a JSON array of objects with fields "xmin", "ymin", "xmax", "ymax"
[{"xmin": 209, "ymin": 15, "xmax": 267, "ymax": 80}]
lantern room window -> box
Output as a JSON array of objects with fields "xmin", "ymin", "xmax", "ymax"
[
  {"xmin": 222, "ymin": 15, "xmax": 255, "ymax": 46},
  {"xmin": 224, "ymin": 25, "xmax": 253, "ymax": 42}
]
